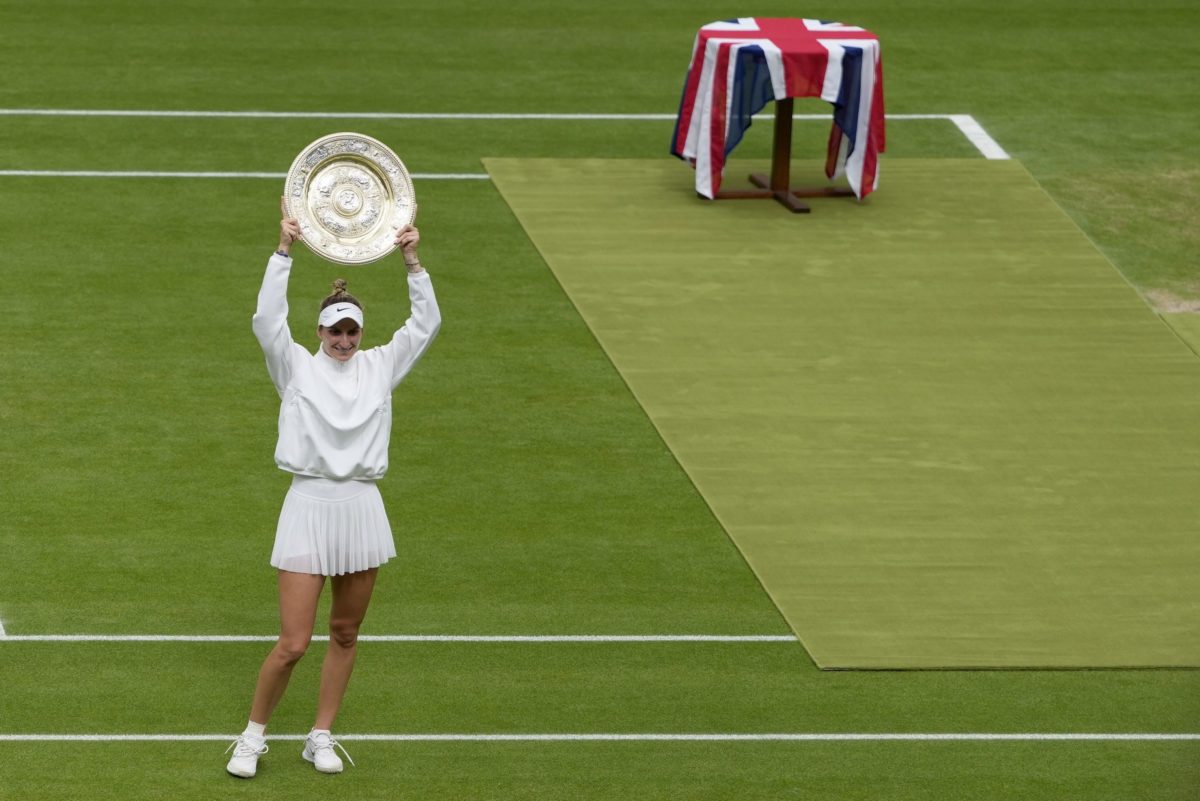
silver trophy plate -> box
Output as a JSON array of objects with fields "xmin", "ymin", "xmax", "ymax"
[{"xmin": 283, "ymin": 132, "xmax": 416, "ymax": 265}]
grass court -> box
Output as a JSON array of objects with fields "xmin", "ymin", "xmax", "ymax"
[{"xmin": 0, "ymin": 1, "xmax": 1197, "ymax": 799}]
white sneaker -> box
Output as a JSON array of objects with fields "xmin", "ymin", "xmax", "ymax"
[
  {"xmin": 225, "ymin": 735, "xmax": 268, "ymax": 778},
  {"xmin": 302, "ymin": 729, "xmax": 354, "ymax": 773}
]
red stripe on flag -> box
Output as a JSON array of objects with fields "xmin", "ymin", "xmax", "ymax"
[{"xmin": 708, "ymin": 41, "xmax": 733, "ymax": 194}]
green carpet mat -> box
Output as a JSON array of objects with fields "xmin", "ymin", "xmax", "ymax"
[
  {"xmin": 484, "ymin": 157, "xmax": 1200, "ymax": 669},
  {"xmin": 1162, "ymin": 313, "xmax": 1200, "ymax": 359}
]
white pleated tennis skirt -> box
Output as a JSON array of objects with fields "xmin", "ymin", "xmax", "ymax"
[{"xmin": 270, "ymin": 475, "xmax": 396, "ymax": 576}]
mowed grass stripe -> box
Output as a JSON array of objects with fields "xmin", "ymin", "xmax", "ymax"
[
  {"xmin": 3, "ymin": 641, "xmax": 1194, "ymax": 737},
  {"xmin": 3, "ymin": 740, "xmax": 1195, "ymax": 801},
  {"xmin": 0, "ymin": 634, "xmax": 796, "ymax": 643},
  {"xmin": 0, "ymin": 108, "xmax": 682, "ymax": 120},
  {"xmin": 4, "ymin": 735, "xmax": 1196, "ymax": 801},
  {"xmin": 0, "ymin": 107, "xmax": 986, "ymax": 122},
  {"xmin": 0, "ymin": 170, "xmax": 489, "ymax": 179},
  {"xmin": 4, "ymin": 733, "xmax": 1197, "ymax": 742}
]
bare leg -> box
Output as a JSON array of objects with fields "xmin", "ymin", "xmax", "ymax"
[
  {"xmin": 313, "ymin": 567, "xmax": 378, "ymax": 730},
  {"xmin": 248, "ymin": 570, "xmax": 325, "ymax": 726}
]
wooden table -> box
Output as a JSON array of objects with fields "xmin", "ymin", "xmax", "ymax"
[{"xmin": 671, "ymin": 18, "xmax": 886, "ymax": 212}]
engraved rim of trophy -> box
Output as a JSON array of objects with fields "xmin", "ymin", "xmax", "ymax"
[{"xmin": 284, "ymin": 133, "xmax": 415, "ymax": 265}]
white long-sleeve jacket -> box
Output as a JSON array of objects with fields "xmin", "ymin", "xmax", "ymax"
[{"xmin": 252, "ymin": 253, "xmax": 441, "ymax": 480}]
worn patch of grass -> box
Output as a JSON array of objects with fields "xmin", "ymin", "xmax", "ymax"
[{"xmin": 1040, "ymin": 166, "xmax": 1200, "ymax": 301}]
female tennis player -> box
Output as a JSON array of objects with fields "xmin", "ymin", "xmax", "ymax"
[{"xmin": 226, "ymin": 200, "xmax": 441, "ymax": 778}]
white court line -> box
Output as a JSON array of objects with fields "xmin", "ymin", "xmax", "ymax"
[
  {"xmin": 0, "ymin": 633, "xmax": 796, "ymax": 643},
  {"xmin": 0, "ymin": 170, "xmax": 488, "ymax": 180},
  {"xmin": 0, "ymin": 108, "xmax": 1010, "ymax": 160},
  {"xmin": 948, "ymin": 114, "xmax": 1011, "ymax": 159},
  {"xmin": 0, "ymin": 733, "xmax": 1195, "ymax": 742}
]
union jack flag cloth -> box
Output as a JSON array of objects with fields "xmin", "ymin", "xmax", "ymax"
[{"xmin": 671, "ymin": 18, "xmax": 886, "ymax": 200}]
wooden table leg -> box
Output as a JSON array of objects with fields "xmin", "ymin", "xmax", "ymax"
[
  {"xmin": 719, "ymin": 99, "xmax": 811, "ymax": 211},
  {"xmin": 753, "ymin": 98, "xmax": 812, "ymax": 212},
  {"xmin": 717, "ymin": 97, "xmax": 854, "ymax": 212}
]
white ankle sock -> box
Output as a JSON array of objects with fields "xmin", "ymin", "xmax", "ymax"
[{"xmin": 243, "ymin": 721, "xmax": 266, "ymax": 740}]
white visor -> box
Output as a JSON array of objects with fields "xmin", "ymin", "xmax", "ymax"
[{"xmin": 318, "ymin": 302, "xmax": 364, "ymax": 328}]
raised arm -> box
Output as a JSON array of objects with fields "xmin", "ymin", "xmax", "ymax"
[
  {"xmin": 251, "ymin": 203, "xmax": 303, "ymax": 395},
  {"xmin": 382, "ymin": 224, "xmax": 442, "ymax": 387}
]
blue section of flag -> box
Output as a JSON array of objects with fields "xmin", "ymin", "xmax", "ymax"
[
  {"xmin": 725, "ymin": 45, "xmax": 776, "ymax": 156},
  {"xmin": 830, "ymin": 46, "xmax": 864, "ymax": 159}
]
